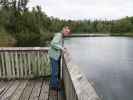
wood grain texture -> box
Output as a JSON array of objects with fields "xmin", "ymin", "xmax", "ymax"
[
  {"xmin": 29, "ymin": 79, "xmax": 42, "ymax": 100},
  {"xmin": 0, "ymin": 79, "xmax": 66, "ymax": 100},
  {"xmin": 10, "ymin": 80, "xmax": 28, "ymax": 100},
  {"xmin": 39, "ymin": 80, "xmax": 49, "ymax": 100},
  {"xmin": 1, "ymin": 80, "xmax": 20, "ymax": 100},
  {"xmin": 19, "ymin": 80, "xmax": 35, "ymax": 100},
  {"xmin": 63, "ymin": 54, "xmax": 100, "ymax": 100}
]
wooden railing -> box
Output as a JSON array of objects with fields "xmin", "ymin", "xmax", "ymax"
[
  {"xmin": 0, "ymin": 46, "xmax": 100, "ymax": 100},
  {"xmin": 0, "ymin": 47, "xmax": 50, "ymax": 79},
  {"xmin": 62, "ymin": 53, "xmax": 100, "ymax": 100}
]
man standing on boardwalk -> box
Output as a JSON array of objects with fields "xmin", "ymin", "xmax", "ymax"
[{"xmin": 48, "ymin": 26, "xmax": 71, "ymax": 95}]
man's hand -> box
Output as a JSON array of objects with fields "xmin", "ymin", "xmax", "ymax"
[
  {"xmin": 62, "ymin": 47, "xmax": 71, "ymax": 62},
  {"xmin": 62, "ymin": 47, "xmax": 67, "ymax": 53},
  {"xmin": 62, "ymin": 47, "xmax": 70, "ymax": 57}
]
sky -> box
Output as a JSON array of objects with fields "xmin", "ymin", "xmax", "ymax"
[{"xmin": 28, "ymin": 0, "xmax": 133, "ymax": 20}]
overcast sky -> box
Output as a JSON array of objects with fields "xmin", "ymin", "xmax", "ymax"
[{"xmin": 28, "ymin": 0, "xmax": 133, "ymax": 20}]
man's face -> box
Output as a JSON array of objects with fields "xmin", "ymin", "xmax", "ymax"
[{"xmin": 63, "ymin": 27, "xmax": 71, "ymax": 36}]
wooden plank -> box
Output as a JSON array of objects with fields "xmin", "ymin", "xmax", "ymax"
[
  {"xmin": 19, "ymin": 80, "xmax": 35, "ymax": 100},
  {"xmin": 41, "ymin": 52, "xmax": 47, "ymax": 76},
  {"xmin": 32, "ymin": 52, "xmax": 37, "ymax": 76},
  {"xmin": 44, "ymin": 52, "xmax": 50, "ymax": 75},
  {"xmin": 0, "ymin": 81, "xmax": 7, "ymax": 94},
  {"xmin": 0, "ymin": 81, "xmax": 13, "ymax": 97},
  {"xmin": 37, "ymin": 51, "xmax": 41, "ymax": 76},
  {"xmin": 6, "ymin": 52, "xmax": 12, "ymax": 78},
  {"xmin": 30, "ymin": 52, "xmax": 34, "ymax": 77},
  {"xmin": 5, "ymin": 52, "xmax": 10, "ymax": 78},
  {"xmin": 34, "ymin": 52, "xmax": 38, "ymax": 76},
  {"xmin": 43, "ymin": 52, "xmax": 47, "ymax": 76},
  {"xmin": 10, "ymin": 80, "xmax": 28, "ymax": 100},
  {"xmin": 0, "ymin": 80, "xmax": 20, "ymax": 100},
  {"xmin": 27, "ymin": 52, "xmax": 32, "ymax": 77},
  {"xmin": 0, "ymin": 47, "xmax": 49, "ymax": 51},
  {"xmin": 19, "ymin": 52, "xmax": 24, "ymax": 78},
  {"xmin": 10, "ymin": 52, "xmax": 16, "ymax": 78},
  {"xmin": 30, "ymin": 52, "xmax": 34, "ymax": 78},
  {"xmin": 15, "ymin": 52, "xmax": 19, "ymax": 78},
  {"xmin": 0, "ymin": 81, "xmax": 14, "ymax": 95},
  {"xmin": 0, "ymin": 54, "xmax": 2, "ymax": 77},
  {"xmin": 9, "ymin": 52, "xmax": 15, "ymax": 78},
  {"xmin": 23, "ymin": 53, "xmax": 28, "ymax": 77},
  {"xmin": 39, "ymin": 52, "xmax": 44, "ymax": 76},
  {"xmin": 39, "ymin": 80, "xmax": 49, "ymax": 100},
  {"xmin": 29, "ymin": 79, "xmax": 43, "ymax": 100},
  {"xmin": 1, "ymin": 52, "xmax": 6, "ymax": 78},
  {"xmin": 39, "ymin": 51, "xmax": 44, "ymax": 76},
  {"xmin": 0, "ymin": 54, "xmax": 1, "ymax": 76}
]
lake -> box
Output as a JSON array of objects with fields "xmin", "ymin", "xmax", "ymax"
[{"xmin": 64, "ymin": 37, "xmax": 133, "ymax": 100}]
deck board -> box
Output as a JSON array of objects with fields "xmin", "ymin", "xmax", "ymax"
[
  {"xmin": 0, "ymin": 81, "xmax": 8, "ymax": 94},
  {"xmin": 10, "ymin": 80, "xmax": 28, "ymax": 100},
  {"xmin": 39, "ymin": 80, "xmax": 49, "ymax": 100},
  {"xmin": 19, "ymin": 80, "xmax": 35, "ymax": 100},
  {"xmin": 29, "ymin": 80, "xmax": 42, "ymax": 100},
  {"xmin": 0, "ymin": 81, "xmax": 14, "ymax": 99},
  {"xmin": 1, "ymin": 80, "xmax": 20, "ymax": 100},
  {"xmin": 0, "ymin": 79, "xmax": 65, "ymax": 100}
]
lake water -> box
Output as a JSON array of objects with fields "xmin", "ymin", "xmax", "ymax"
[{"xmin": 64, "ymin": 37, "xmax": 133, "ymax": 100}]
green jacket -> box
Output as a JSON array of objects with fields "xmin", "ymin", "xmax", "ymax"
[{"xmin": 48, "ymin": 33, "xmax": 63, "ymax": 60}]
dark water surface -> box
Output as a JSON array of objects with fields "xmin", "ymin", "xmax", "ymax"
[{"xmin": 64, "ymin": 37, "xmax": 133, "ymax": 100}]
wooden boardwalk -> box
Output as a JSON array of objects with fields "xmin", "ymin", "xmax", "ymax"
[{"xmin": 0, "ymin": 79, "xmax": 65, "ymax": 100}]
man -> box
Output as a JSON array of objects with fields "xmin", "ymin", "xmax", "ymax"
[{"xmin": 48, "ymin": 26, "xmax": 71, "ymax": 95}]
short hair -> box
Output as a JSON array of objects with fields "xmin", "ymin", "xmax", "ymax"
[{"xmin": 62, "ymin": 26, "xmax": 70, "ymax": 31}]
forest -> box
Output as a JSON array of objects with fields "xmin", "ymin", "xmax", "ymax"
[{"xmin": 0, "ymin": 0, "xmax": 133, "ymax": 46}]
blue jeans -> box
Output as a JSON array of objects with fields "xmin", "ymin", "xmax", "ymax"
[{"xmin": 50, "ymin": 58, "xmax": 60, "ymax": 90}]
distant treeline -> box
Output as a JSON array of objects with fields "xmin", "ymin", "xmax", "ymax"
[{"xmin": 0, "ymin": 0, "xmax": 133, "ymax": 46}]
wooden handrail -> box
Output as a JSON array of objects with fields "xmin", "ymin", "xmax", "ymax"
[
  {"xmin": 62, "ymin": 53, "xmax": 100, "ymax": 100},
  {"xmin": 0, "ymin": 47, "xmax": 49, "ymax": 51}
]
